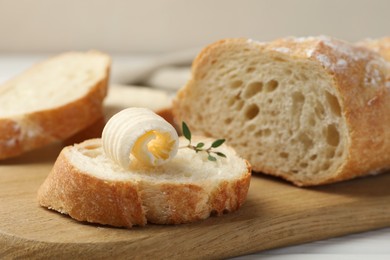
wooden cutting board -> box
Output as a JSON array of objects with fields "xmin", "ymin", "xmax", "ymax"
[{"xmin": 1, "ymin": 86, "xmax": 390, "ymax": 259}]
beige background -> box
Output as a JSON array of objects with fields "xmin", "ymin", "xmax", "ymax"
[{"xmin": 0, "ymin": 0, "xmax": 388, "ymax": 53}]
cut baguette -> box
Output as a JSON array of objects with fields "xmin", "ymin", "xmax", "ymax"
[
  {"xmin": 37, "ymin": 137, "xmax": 251, "ymax": 228},
  {"xmin": 0, "ymin": 51, "xmax": 110, "ymax": 160},
  {"xmin": 172, "ymin": 36, "xmax": 390, "ymax": 186}
]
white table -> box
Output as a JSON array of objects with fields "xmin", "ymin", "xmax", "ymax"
[{"xmin": 1, "ymin": 54, "xmax": 389, "ymax": 260}]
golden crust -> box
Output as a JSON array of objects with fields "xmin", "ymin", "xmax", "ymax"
[
  {"xmin": 37, "ymin": 149, "xmax": 146, "ymax": 228},
  {"xmin": 173, "ymin": 36, "xmax": 390, "ymax": 186},
  {"xmin": 0, "ymin": 53, "xmax": 110, "ymax": 160},
  {"xmin": 209, "ymin": 160, "xmax": 252, "ymax": 214},
  {"xmin": 37, "ymin": 142, "xmax": 251, "ymax": 228}
]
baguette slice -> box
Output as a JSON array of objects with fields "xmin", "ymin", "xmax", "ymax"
[
  {"xmin": 173, "ymin": 36, "xmax": 390, "ymax": 186},
  {"xmin": 37, "ymin": 137, "xmax": 251, "ymax": 228},
  {"xmin": 0, "ymin": 51, "xmax": 110, "ymax": 160}
]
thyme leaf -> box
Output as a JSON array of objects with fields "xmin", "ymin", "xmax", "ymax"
[
  {"xmin": 182, "ymin": 121, "xmax": 191, "ymax": 142},
  {"xmin": 181, "ymin": 122, "xmax": 227, "ymax": 162}
]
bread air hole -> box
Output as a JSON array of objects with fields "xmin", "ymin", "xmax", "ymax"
[
  {"xmin": 297, "ymin": 132, "xmax": 313, "ymax": 150},
  {"xmin": 270, "ymin": 110, "xmax": 280, "ymax": 116},
  {"xmin": 308, "ymin": 114, "xmax": 316, "ymax": 126},
  {"xmin": 196, "ymin": 114, "xmax": 204, "ymax": 123},
  {"xmin": 325, "ymin": 124, "xmax": 340, "ymax": 146},
  {"xmin": 246, "ymin": 67, "xmax": 255, "ymax": 73},
  {"xmin": 256, "ymin": 152, "xmax": 264, "ymax": 158},
  {"xmin": 204, "ymin": 130, "xmax": 212, "ymax": 137},
  {"xmin": 291, "ymin": 92, "xmax": 305, "ymax": 117},
  {"xmin": 229, "ymin": 74, "xmax": 238, "ymax": 80},
  {"xmin": 284, "ymin": 68, "xmax": 293, "ymax": 75},
  {"xmin": 227, "ymin": 96, "xmax": 236, "ymax": 107},
  {"xmin": 255, "ymin": 128, "xmax": 271, "ymax": 137},
  {"xmin": 230, "ymin": 80, "xmax": 243, "ymax": 89},
  {"xmin": 326, "ymin": 149, "xmax": 336, "ymax": 158},
  {"xmin": 315, "ymin": 102, "xmax": 325, "ymax": 119},
  {"xmin": 265, "ymin": 80, "xmax": 279, "ymax": 92},
  {"xmin": 321, "ymin": 162, "xmax": 331, "ymax": 171},
  {"xmin": 300, "ymin": 162, "xmax": 309, "ymax": 168},
  {"xmin": 297, "ymin": 73, "xmax": 308, "ymax": 81},
  {"xmin": 224, "ymin": 117, "xmax": 232, "ymax": 124},
  {"xmin": 227, "ymin": 92, "xmax": 244, "ymax": 108},
  {"xmin": 274, "ymin": 57, "xmax": 287, "ymax": 62},
  {"xmin": 243, "ymin": 81, "xmax": 263, "ymax": 99},
  {"xmin": 236, "ymin": 100, "xmax": 245, "ymax": 110},
  {"xmin": 81, "ymin": 144, "xmax": 100, "ymax": 158},
  {"xmin": 279, "ymin": 152, "xmax": 289, "ymax": 158},
  {"xmin": 244, "ymin": 104, "xmax": 260, "ymax": 119},
  {"xmin": 247, "ymin": 124, "xmax": 256, "ymax": 131},
  {"xmin": 325, "ymin": 91, "xmax": 342, "ymax": 117}
]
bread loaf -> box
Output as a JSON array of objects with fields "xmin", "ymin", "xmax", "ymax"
[
  {"xmin": 37, "ymin": 137, "xmax": 251, "ymax": 228},
  {"xmin": 172, "ymin": 36, "xmax": 390, "ymax": 186},
  {"xmin": 0, "ymin": 51, "xmax": 110, "ymax": 160}
]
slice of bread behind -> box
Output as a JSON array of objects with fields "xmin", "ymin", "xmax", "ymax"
[
  {"xmin": 0, "ymin": 51, "xmax": 110, "ymax": 159},
  {"xmin": 37, "ymin": 137, "xmax": 251, "ymax": 228},
  {"xmin": 173, "ymin": 36, "xmax": 390, "ymax": 186}
]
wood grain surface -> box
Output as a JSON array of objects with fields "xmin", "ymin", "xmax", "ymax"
[{"xmin": 1, "ymin": 86, "xmax": 390, "ymax": 259}]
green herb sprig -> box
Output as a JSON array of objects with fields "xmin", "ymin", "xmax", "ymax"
[{"xmin": 181, "ymin": 122, "xmax": 227, "ymax": 161}]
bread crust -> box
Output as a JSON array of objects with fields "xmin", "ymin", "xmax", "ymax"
[
  {"xmin": 0, "ymin": 52, "xmax": 110, "ymax": 160},
  {"xmin": 38, "ymin": 140, "xmax": 251, "ymax": 228},
  {"xmin": 173, "ymin": 36, "xmax": 390, "ymax": 186},
  {"xmin": 37, "ymin": 148, "xmax": 146, "ymax": 228},
  {"xmin": 357, "ymin": 37, "xmax": 390, "ymax": 61},
  {"xmin": 156, "ymin": 106, "xmax": 180, "ymax": 133}
]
